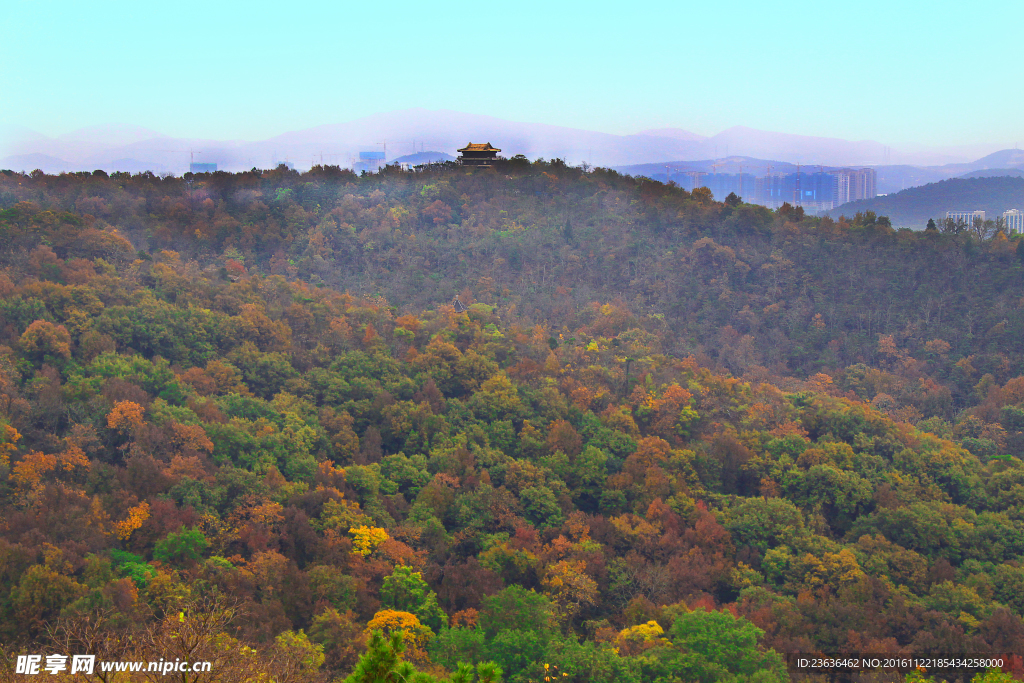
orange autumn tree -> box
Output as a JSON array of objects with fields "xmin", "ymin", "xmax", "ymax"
[
  {"xmin": 0, "ymin": 423, "xmax": 21, "ymax": 469},
  {"xmin": 8, "ymin": 433, "xmax": 89, "ymax": 492},
  {"xmin": 634, "ymin": 383, "xmax": 697, "ymax": 442},
  {"xmin": 169, "ymin": 423, "xmax": 214, "ymax": 455},
  {"xmin": 11, "ymin": 451, "xmax": 57, "ymax": 492},
  {"xmin": 114, "ymin": 501, "xmax": 151, "ymax": 541},
  {"xmin": 107, "ymin": 400, "xmax": 146, "ymax": 434},
  {"xmin": 57, "ymin": 442, "xmax": 89, "ymax": 472}
]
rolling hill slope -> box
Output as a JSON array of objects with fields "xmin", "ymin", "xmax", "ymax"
[{"xmin": 827, "ymin": 176, "xmax": 1024, "ymax": 228}]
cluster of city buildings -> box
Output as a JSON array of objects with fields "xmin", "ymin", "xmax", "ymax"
[
  {"xmin": 670, "ymin": 167, "xmax": 877, "ymax": 212},
  {"xmin": 946, "ymin": 209, "xmax": 1024, "ymax": 234}
]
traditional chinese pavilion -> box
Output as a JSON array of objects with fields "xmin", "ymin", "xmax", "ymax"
[{"xmin": 457, "ymin": 142, "xmax": 501, "ymax": 167}]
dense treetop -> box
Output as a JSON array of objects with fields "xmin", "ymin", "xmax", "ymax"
[{"xmin": 0, "ymin": 163, "xmax": 1023, "ymax": 682}]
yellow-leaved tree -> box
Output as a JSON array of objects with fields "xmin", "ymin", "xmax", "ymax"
[
  {"xmin": 365, "ymin": 609, "xmax": 433, "ymax": 663},
  {"xmin": 615, "ymin": 620, "xmax": 669, "ymax": 655},
  {"xmin": 350, "ymin": 526, "xmax": 389, "ymax": 557},
  {"xmin": 541, "ymin": 559, "xmax": 598, "ymax": 622}
]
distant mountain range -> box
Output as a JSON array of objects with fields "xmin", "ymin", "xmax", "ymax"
[
  {"xmin": 1, "ymin": 109, "xmax": 1014, "ymax": 177},
  {"xmin": 616, "ymin": 149, "xmax": 1024, "ymax": 196},
  {"xmin": 616, "ymin": 156, "xmax": 833, "ymax": 181},
  {"xmin": 824, "ymin": 176, "xmax": 1024, "ymax": 229}
]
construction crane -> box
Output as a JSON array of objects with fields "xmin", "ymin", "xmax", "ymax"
[
  {"xmin": 795, "ymin": 163, "xmax": 801, "ymax": 206},
  {"xmin": 310, "ymin": 152, "xmax": 347, "ymax": 168}
]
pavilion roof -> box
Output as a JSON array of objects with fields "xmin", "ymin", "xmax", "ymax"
[{"xmin": 458, "ymin": 142, "xmax": 501, "ymax": 153}]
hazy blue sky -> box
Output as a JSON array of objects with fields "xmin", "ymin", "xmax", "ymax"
[{"xmin": 3, "ymin": 0, "xmax": 1022, "ymax": 147}]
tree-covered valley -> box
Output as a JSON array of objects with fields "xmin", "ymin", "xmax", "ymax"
[{"xmin": 1, "ymin": 161, "xmax": 1024, "ymax": 682}]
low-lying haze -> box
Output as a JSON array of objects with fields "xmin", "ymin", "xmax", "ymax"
[{"xmin": 1, "ymin": 109, "xmax": 1016, "ymax": 179}]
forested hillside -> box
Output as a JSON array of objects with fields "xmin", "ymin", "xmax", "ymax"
[
  {"xmin": 825, "ymin": 175, "xmax": 1024, "ymax": 229},
  {"xmin": 1, "ymin": 163, "xmax": 1024, "ymax": 682}
]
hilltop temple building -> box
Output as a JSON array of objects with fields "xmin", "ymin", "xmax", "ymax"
[{"xmin": 457, "ymin": 142, "xmax": 501, "ymax": 167}]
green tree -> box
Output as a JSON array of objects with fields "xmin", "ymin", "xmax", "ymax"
[
  {"xmin": 10, "ymin": 565, "xmax": 88, "ymax": 634},
  {"xmin": 274, "ymin": 629, "xmax": 326, "ymax": 678},
  {"xmin": 519, "ymin": 486, "xmax": 564, "ymax": 529},
  {"xmin": 660, "ymin": 609, "xmax": 787, "ymax": 683},
  {"xmin": 479, "ymin": 587, "xmax": 556, "ymax": 638},
  {"xmin": 343, "ymin": 630, "xmax": 423, "ymax": 683},
  {"xmin": 380, "ymin": 565, "xmax": 448, "ymax": 632},
  {"xmin": 785, "ymin": 465, "xmax": 873, "ymax": 532},
  {"xmin": 725, "ymin": 497, "xmax": 807, "ymax": 554},
  {"xmin": 153, "ymin": 527, "xmax": 210, "ymax": 566}
]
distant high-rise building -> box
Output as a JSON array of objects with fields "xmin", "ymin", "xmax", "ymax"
[
  {"xmin": 1003, "ymin": 209, "xmax": 1024, "ymax": 234},
  {"xmin": 353, "ymin": 151, "xmax": 386, "ymax": 173},
  {"xmin": 834, "ymin": 172, "xmax": 850, "ymax": 205},
  {"xmin": 847, "ymin": 168, "xmax": 876, "ymax": 201},
  {"xmin": 946, "ymin": 210, "xmax": 986, "ymax": 230},
  {"xmin": 830, "ymin": 168, "xmax": 876, "ymax": 204},
  {"xmin": 946, "ymin": 210, "xmax": 985, "ymax": 222},
  {"xmin": 685, "ymin": 173, "xmax": 757, "ymax": 201},
  {"xmin": 189, "ymin": 162, "xmax": 217, "ymax": 173},
  {"xmin": 752, "ymin": 171, "xmax": 842, "ymax": 211}
]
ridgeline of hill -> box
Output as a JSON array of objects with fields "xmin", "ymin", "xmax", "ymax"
[
  {"xmin": 828, "ymin": 175, "xmax": 1024, "ymax": 228},
  {"xmin": 3, "ymin": 163, "xmax": 1024, "ymax": 682},
  {"xmin": 960, "ymin": 168, "xmax": 1024, "ymax": 180},
  {"xmin": 392, "ymin": 151, "xmax": 456, "ymax": 166}
]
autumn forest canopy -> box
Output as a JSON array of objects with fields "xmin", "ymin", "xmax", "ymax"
[{"xmin": 1, "ymin": 160, "xmax": 1024, "ymax": 682}]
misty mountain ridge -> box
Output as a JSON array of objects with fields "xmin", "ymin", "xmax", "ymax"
[
  {"xmin": 635, "ymin": 127, "xmax": 708, "ymax": 141},
  {"xmin": 56, "ymin": 123, "xmax": 167, "ymax": 147},
  {"xmin": 0, "ymin": 153, "xmax": 71, "ymax": 173},
  {"xmin": 702, "ymin": 125, "xmax": 884, "ymax": 164},
  {"xmin": 969, "ymin": 148, "xmax": 1024, "ymax": 168},
  {"xmin": 1, "ymin": 108, "xmax": 1012, "ymax": 176},
  {"xmin": 959, "ymin": 168, "xmax": 1024, "ymax": 179},
  {"xmin": 617, "ymin": 155, "xmax": 838, "ymax": 178}
]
